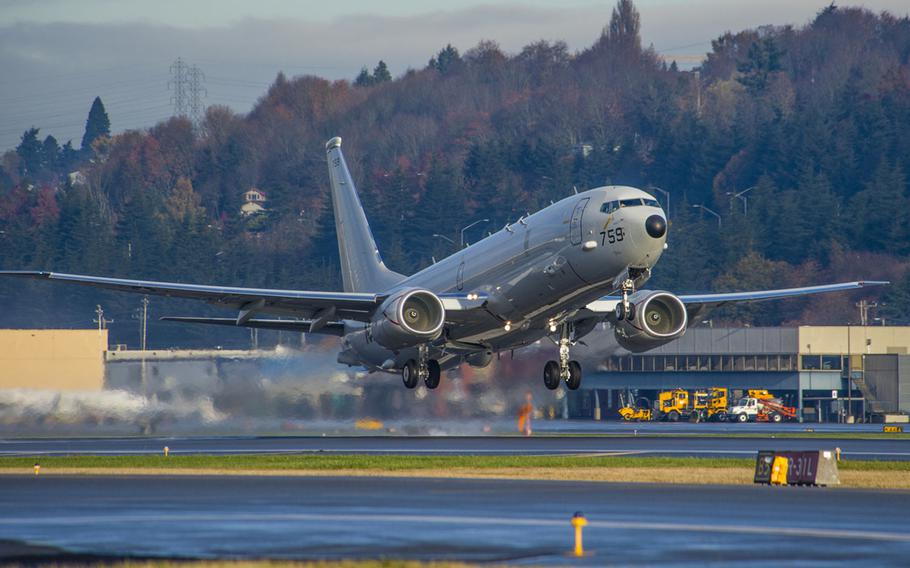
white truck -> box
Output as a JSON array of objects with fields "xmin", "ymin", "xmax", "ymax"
[{"xmin": 730, "ymin": 397, "xmax": 797, "ymax": 423}]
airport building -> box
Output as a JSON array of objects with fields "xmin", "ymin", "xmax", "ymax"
[{"xmin": 572, "ymin": 326, "xmax": 910, "ymax": 423}]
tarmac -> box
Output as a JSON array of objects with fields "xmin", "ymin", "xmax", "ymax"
[
  {"xmin": 2, "ymin": 474, "xmax": 909, "ymax": 566},
  {"xmin": 2, "ymin": 432, "xmax": 908, "ymax": 460}
]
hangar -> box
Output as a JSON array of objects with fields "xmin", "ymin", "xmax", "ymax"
[{"xmin": 572, "ymin": 326, "xmax": 910, "ymax": 423}]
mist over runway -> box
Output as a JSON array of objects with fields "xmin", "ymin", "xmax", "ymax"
[{"xmin": 2, "ymin": 475, "xmax": 909, "ymax": 565}]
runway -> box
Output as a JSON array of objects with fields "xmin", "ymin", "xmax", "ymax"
[
  {"xmin": 2, "ymin": 433, "xmax": 908, "ymax": 460},
  {"xmin": 2, "ymin": 475, "xmax": 909, "ymax": 565}
]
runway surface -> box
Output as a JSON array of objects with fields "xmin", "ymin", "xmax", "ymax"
[
  {"xmin": 2, "ymin": 475, "xmax": 909, "ymax": 565},
  {"xmin": 2, "ymin": 433, "xmax": 908, "ymax": 460}
]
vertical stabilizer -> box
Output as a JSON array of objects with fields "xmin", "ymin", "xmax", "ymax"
[{"xmin": 325, "ymin": 137, "xmax": 406, "ymax": 293}]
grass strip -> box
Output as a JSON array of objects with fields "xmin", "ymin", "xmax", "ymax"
[{"xmin": 1, "ymin": 454, "xmax": 907, "ymax": 472}]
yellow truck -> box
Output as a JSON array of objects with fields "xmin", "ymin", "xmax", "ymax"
[
  {"xmin": 618, "ymin": 392, "xmax": 652, "ymax": 422},
  {"xmin": 655, "ymin": 387, "xmax": 729, "ymax": 422}
]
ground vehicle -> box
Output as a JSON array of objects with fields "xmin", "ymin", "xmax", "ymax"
[
  {"xmin": 618, "ymin": 392, "xmax": 652, "ymax": 421},
  {"xmin": 655, "ymin": 387, "xmax": 728, "ymax": 422},
  {"xmin": 730, "ymin": 395, "xmax": 798, "ymax": 423}
]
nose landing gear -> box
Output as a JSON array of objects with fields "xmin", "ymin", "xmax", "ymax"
[{"xmin": 543, "ymin": 323, "xmax": 583, "ymax": 390}]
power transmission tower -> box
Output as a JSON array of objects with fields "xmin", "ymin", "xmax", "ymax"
[
  {"xmin": 187, "ymin": 65, "xmax": 207, "ymax": 128},
  {"xmin": 168, "ymin": 58, "xmax": 207, "ymax": 127},
  {"xmin": 168, "ymin": 57, "xmax": 190, "ymax": 118}
]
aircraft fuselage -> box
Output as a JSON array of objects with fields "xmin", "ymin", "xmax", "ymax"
[{"xmin": 339, "ymin": 185, "xmax": 668, "ymax": 371}]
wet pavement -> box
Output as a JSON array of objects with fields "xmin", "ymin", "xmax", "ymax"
[{"xmin": 1, "ymin": 475, "xmax": 908, "ymax": 566}]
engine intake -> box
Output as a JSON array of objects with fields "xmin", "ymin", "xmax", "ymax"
[
  {"xmin": 614, "ymin": 290, "xmax": 688, "ymax": 352},
  {"xmin": 370, "ymin": 289, "xmax": 445, "ymax": 350}
]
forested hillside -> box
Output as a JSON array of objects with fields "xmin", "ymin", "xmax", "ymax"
[{"xmin": 1, "ymin": 1, "xmax": 909, "ymax": 347}]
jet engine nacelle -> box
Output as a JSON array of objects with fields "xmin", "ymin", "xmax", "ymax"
[
  {"xmin": 370, "ymin": 288, "xmax": 445, "ymax": 350},
  {"xmin": 614, "ymin": 290, "xmax": 688, "ymax": 352}
]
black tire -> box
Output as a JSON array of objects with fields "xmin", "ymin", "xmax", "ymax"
[
  {"xmin": 425, "ymin": 359, "xmax": 441, "ymax": 389},
  {"xmin": 736, "ymin": 413, "xmax": 748, "ymax": 423},
  {"xmin": 566, "ymin": 361, "xmax": 582, "ymax": 390},
  {"xmin": 626, "ymin": 303, "xmax": 636, "ymax": 322},
  {"xmin": 543, "ymin": 361, "xmax": 561, "ymax": 390},
  {"xmin": 614, "ymin": 303, "xmax": 625, "ymax": 321},
  {"xmin": 716, "ymin": 412, "xmax": 728, "ymax": 423},
  {"xmin": 667, "ymin": 410, "xmax": 680, "ymax": 422},
  {"xmin": 771, "ymin": 412, "xmax": 782, "ymax": 423},
  {"xmin": 402, "ymin": 359, "xmax": 419, "ymax": 389}
]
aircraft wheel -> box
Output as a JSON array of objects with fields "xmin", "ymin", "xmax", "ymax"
[
  {"xmin": 424, "ymin": 360, "xmax": 441, "ymax": 389},
  {"xmin": 566, "ymin": 361, "xmax": 582, "ymax": 390},
  {"xmin": 543, "ymin": 361, "xmax": 561, "ymax": 390},
  {"xmin": 402, "ymin": 359, "xmax": 419, "ymax": 389}
]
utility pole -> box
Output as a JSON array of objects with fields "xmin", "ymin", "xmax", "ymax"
[
  {"xmin": 140, "ymin": 296, "xmax": 149, "ymax": 351},
  {"xmin": 856, "ymin": 300, "xmax": 878, "ymax": 326},
  {"xmin": 93, "ymin": 305, "xmax": 113, "ymax": 334}
]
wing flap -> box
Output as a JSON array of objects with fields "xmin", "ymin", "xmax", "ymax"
[{"xmin": 161, "ymin": 316, "xmax": 346, "ymax": 336}]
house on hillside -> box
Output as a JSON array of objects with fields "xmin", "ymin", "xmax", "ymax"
[{"xmin": 240, "ymin": 187, "xmax": 268, "ymax": 217}]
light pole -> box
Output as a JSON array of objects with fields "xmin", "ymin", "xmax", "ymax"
[
  {"xmin": 460, "ymin": 218, "xmax": 489, "ymax": 248},
  {"xmin": 432, "ymin": 233, "xmax": 455, "ymax": 247},
  {"xmin": 726, "ymin": 186, "xmax": 755, "ymax": 215},
  {"xmin": 692, "ymin": 204, "xmax": 722, "ymax": 228},
  {"xmin": 648, "ymin": 186, "xmax": 670, "ymax": 222}
]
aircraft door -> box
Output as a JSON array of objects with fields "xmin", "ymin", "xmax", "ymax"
[{"xmin": 569, "ymin": 198, "xmax": 590, "ymax": 245}]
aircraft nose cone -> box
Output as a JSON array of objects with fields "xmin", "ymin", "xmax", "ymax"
[{"xmin": 645, "ymin": 215, "xmax": 667, "ymax": 239}]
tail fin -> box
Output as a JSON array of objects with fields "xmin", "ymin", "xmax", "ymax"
[{"xmin": 325, "ymin": 137, "xmax": 406, "ymax": 293}]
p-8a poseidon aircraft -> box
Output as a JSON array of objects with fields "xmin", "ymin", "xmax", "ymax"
[{"xmin": 0, "ymin": 137, "xmax": 887, "ymax": 390}]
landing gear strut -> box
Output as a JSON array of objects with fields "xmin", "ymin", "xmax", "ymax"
[
  {"xmin": 614, "ymin": 278, "xmax": 636, "ymax": 321},
  {"xmin": 543, "ymin": 323, "xmax": 582, "ymax": 390},
  {"xmin": 402, "ymin": 344, "xmax": 441, "ymax": 389}
]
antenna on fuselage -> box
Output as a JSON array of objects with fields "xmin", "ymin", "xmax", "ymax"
[{"xmin": 573, "ymin": 185, "xmax": 578, "ymax": 194}]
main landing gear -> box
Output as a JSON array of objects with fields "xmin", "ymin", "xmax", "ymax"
[
  {"xmin": 402, "ymin": 344, "xmax": 441, "ymax": 389},
  {"xmin": 543, "ymin": 323, "xmax": 582, "ymax": 391}
]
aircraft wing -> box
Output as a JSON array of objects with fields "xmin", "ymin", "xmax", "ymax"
[
  {"xmin": 160, "ymin": 317, "xmax": 347, "ymax": 336},
  {"xmin": 0, "ymin": 271, "xmax": 381, "ymax": 323},
  {"xmin": 583, "ymin": 280, "xmax": 889, "ymax": 319}
]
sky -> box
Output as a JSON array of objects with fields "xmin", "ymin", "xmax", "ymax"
[{"xmin": 1, "ymin": 0, "xmax": 907, "ymax": 152}]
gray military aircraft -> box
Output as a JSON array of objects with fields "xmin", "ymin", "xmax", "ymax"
[{"xmin": 0, "ymin": 137, "xmax": 887, "ymax": 390}]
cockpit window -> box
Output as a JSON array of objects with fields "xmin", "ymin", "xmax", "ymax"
[{"xmin": 601, "ymin": 197, "xmax": 661, "ymax": 213}]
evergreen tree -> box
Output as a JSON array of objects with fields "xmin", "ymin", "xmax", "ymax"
[
  {"xmin": 429, "ymin": 44, "xmax": 461, "ymax": 75},
  {"xmin": 81, "ymin": 96, "xmax": 111, "ymax": 152},
  {"xmin": 737, "ymin": 36, "xmax": 785, "ymax": 93},
  {"xmin": 354, "ymin": 67, "xmax": 372, "ymax": 87},
  {"xmin": 41, "ymin": 135, "xmax": 60, "ymax": 172},
  {"xmin": 16, "ymin": 128, "xmax": 43, "ymax": 176},
  {"xmin": 372, "ymin": 60, "xmax": 392, "ymax": 83}
]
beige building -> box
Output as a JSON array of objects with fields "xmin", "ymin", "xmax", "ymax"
[{"xmin": 0, "ymin": 329, "xmax": 107, "ymax": 391}]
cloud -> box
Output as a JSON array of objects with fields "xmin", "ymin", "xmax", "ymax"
[{"xmin": 1, "ymin": 1, "xmax": 907, "ymax": 151}]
